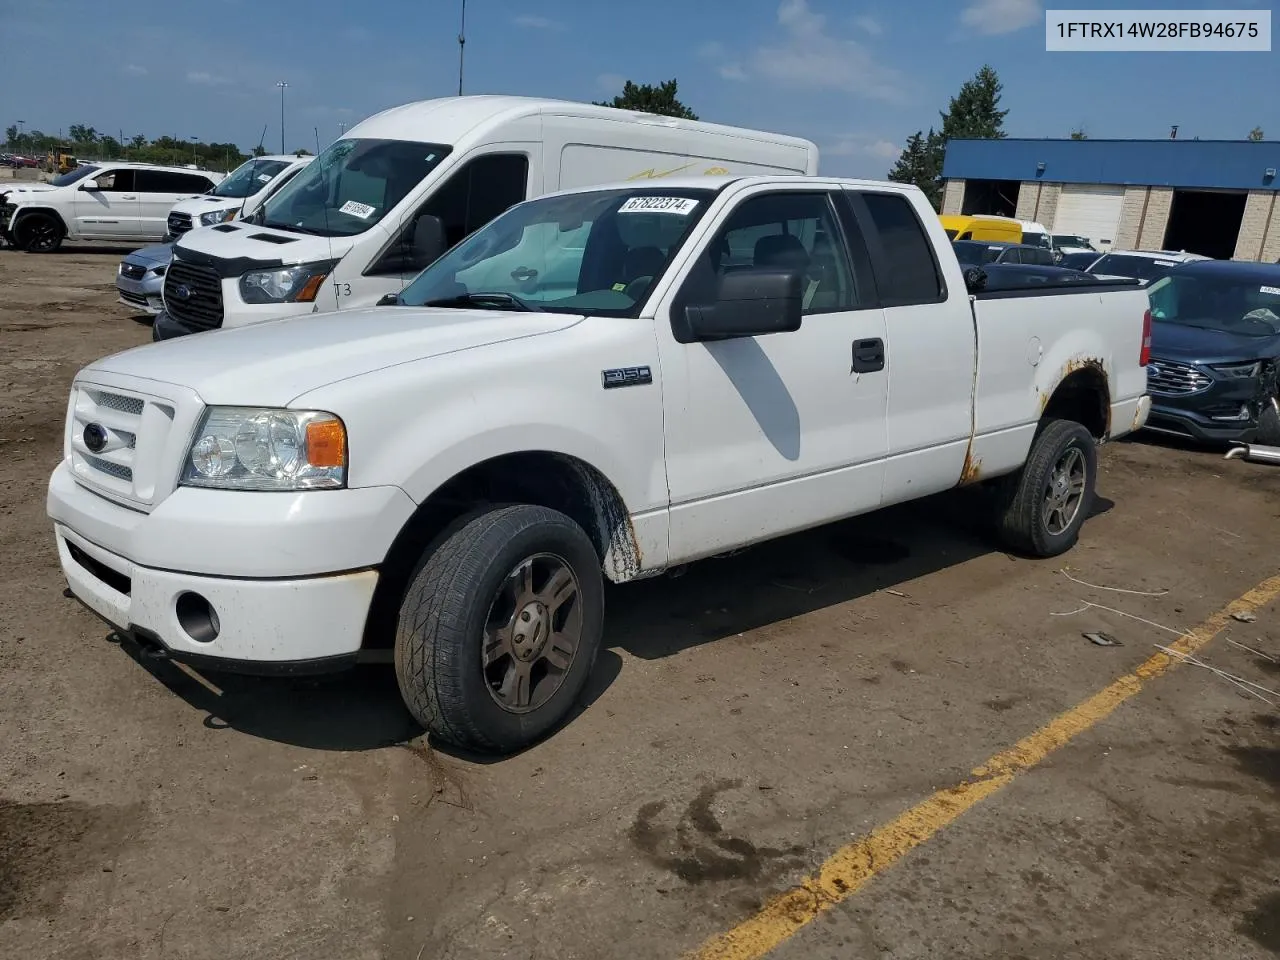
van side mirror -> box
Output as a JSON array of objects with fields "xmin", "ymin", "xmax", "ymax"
[
  {"xmin": 376, "ymin": 293, "xmax": 400, "ymax": 306},
  {"xmin": 675, "ymin": 268, "xmax": 803, "ymax": 343},
  {"xmin": 410, "ymin": 214, "xmax": 445, "ymax": 269}
]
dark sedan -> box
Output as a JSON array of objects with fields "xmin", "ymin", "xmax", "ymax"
[
  {"xmin": 952, "ymin": 240, "xmax": 1056, "ymax": 267},
  {"xmin": 1143, "ymin": 260, "xmax": 1280, "ymax": 444}
]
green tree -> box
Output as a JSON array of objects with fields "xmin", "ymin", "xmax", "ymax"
[
  {"xmin": 130, "ymin": 134, "xmax": 147, "ymax": 149},
  {"xmin": 888, "ymin": 128, "xmax": 944, "ymax": 209},
  {"xmin": 68, "ymin": 124, "xmax": 99, "ymax": 147},
  {"xmin": 939, "ymin": 65, "xmax": 1007, "ymax": 141},
  {"xmin": 1248, "ymin": 126, "xmax": 1264, "ymax": 141},
  {"xmin": 593, "ymin": 78, "xmax": 698, "ymax": 120},
  {"xmin": 293, "ymin": 148, "xmax": 313, "ymax": 156},
  {"xmin": 99, "ymin": 135, "xmax": 122, "ymax": 158},
  {"xmin": 4, "ymin": 124, "xmax": 17, "ymax": 147},
  {"xmin": 252, "ymin": 144, "xmax": 268, "ymax": 157}
]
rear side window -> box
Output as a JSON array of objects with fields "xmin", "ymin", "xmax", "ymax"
[
  {"xmin": 136, "ymin": 171, "xmax": 214, "ymax": 194},
  {"xmin": 857, "ymin": 192, "xmax": 945, "ymax": 306}
]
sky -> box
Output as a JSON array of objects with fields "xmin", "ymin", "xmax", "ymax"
[{"xmin": 3, "ymin": 0, "xmax": 1276, "ymax": 177}]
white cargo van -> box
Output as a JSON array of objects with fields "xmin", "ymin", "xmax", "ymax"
[
  {"xmin": 155, "ymin": 95, "xmax": 818, "ymax": 339},
  {"xmin": 164, "ymin": 154, "xmax": 312, "ymax": 240}
]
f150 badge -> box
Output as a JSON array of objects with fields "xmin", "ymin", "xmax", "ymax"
[{"xmin": 601, "ymin": 366, "xmax": 653, "ymax": 389}]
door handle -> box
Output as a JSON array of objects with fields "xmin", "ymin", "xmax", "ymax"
[
  {"xmin": 851, "ymin": 337, "xmax": 885, "ymax": 373},
  {"xmin": 121, "ymin": 195, "xmax": 137, "ymax": 200}
]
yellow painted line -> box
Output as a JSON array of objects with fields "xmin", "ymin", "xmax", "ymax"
[{"xmin": 688, "ymin": 573, "xmax": 1280, "ymax": 960}]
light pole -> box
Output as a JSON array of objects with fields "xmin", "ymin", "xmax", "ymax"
[
  {"xmin": 277, "ymin": 81, "xmax": 288, "ymax": 154},
  {"xmin": 192, "ymin": 136, "xmax": 200, "ymax": 165},
  {"xmin": 457, "ymin": 0, "xmax": 466, "ymax": 96},
  {"xmin": 15, "ymin": 119, "xmax": 24, "ymax": 151}
]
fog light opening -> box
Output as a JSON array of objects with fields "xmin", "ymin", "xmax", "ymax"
[{"xmin": 176, "ymin": 592, "xmax": 220, "ymax": 643}]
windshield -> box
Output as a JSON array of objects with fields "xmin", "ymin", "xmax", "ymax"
[
  {"xmin": 1089, "ymin": 254, "xmax": 1178, "ymax": 281},
  {"xmin": 51, "ymin": 164, "xmax": 99, "ymax": 187},
  {"xmin": 397, "ymin": 187, "xmax": 716, "ymax": 317},
  {"xmin": 258, "ymin": 138, "xmax": 450, "ymax": 237},
  {"xmin": 212, "ymin": 158, "xmax": 291, "ymax": 199},
  {"xmin": 952, "ymin": 240, "xmax": 1003, "ymax": 265},
  {"xmin": 1148, "ymin": 273, "xmax": 1280, "ymax": 336}
]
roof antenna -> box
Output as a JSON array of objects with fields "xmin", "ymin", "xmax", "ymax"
[
  {"xmin": 256, "ymin": 124, "xmax": 268, "ymax": 154},
  {"xmin": 457, "ymin": 0, "xmax": 467, "ymax": 96}
]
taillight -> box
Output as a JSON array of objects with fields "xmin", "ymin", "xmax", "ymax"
[{"xmin": 1139, "ymin": 308, "xmax": 1151, "ymax": 367}]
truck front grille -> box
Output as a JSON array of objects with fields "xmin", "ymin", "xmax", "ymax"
[
  {"xmin": 164, "ymin": 260, "xmax": 223, "ymax": 331},
  {"xmin": 1146, "ymin": 358, "xmax": 1211, "ymax": 397},
  {"xmin": 69, "ymin": 386, "xmax": 175, "ymax": 507}
]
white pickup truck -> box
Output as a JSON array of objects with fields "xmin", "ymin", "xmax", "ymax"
[{"xmin": 48, "ymin": 175, "xmax": 1152, "ymax": 752}]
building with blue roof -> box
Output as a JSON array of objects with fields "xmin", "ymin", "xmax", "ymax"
[{"xmin": 940, "ymin": 138, "xmax": 1280, "ymax": 262}]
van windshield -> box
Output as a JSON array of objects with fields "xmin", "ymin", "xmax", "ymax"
[
  {"xmin": 212, "ymin": 158, "xmax": 291, "ymax": 199},
  {"xmin": 397, "ymin": 187, "xmax": 716, "ymax": 317},
  {"xmin": 259, "ymin": 138, "xmax": 451, "ymax": 237}
]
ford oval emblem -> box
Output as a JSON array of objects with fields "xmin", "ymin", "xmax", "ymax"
[
  {"xmin": 82, "ymin": 423, "xmax": 108, "ymax": 453},
  {"xmin": 173, "ymin": 284, "xmax": 192, "ymax": 300}
]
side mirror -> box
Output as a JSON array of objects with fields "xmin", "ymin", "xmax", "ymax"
[
  {"xmin": 409, "ymin": 214, "xmax": 445, "ymax": 269},
  {"xmin": 963, "ymin": 266, "xmax": 988, "ymax": 292},
  {"xmin": 376, "ymin": 292, "xmax": 400, "ymax": 306},
  {"xmin": 81, "ymin": 179, "xmax": 99, "ymax": 191},
  {"xmin": 675, "ymin": 268, "xmax": 803, "ymax": 343}
]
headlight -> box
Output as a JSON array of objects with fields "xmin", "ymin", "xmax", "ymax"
[
  {"xmin": 239, "ymin": 262, "xmax": 333, "ymax": 304},
  {"xmin": 199, "ymin": 208, "xmax": 236, "ymax": 227},
  {"xmin": 1209, "ymin": 360, "xmax": 1263, "ymax": 379},
  {"xmin": 181, "ymin": 407, "xmax": 346, "ymax": 491},
  {"xmin": 152, "ymin": 264, "xmax": 166, "ymax": 277}
]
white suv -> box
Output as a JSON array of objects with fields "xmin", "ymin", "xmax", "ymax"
[{"xmin": 0, "ymin": 162, "xmax": 223, "ymax": 252}]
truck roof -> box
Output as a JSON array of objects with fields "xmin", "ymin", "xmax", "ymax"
[
  {"xmin": 347, "ymin": 95, "xmax": 818, "ymax": 151},
  {"xmin": 543, "ymin": 173, "xmax": 922, "ymax": 196}
]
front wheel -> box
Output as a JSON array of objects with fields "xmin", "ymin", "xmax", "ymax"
[
  {"xmin": 1255, "ymin": 397, "xmax": 1280, "ymax": 447},
  {"xmin": 994, "ymin": 419, "xmax": 1098, "ymax": 558},
  {"xmin": 16, "ymin": 212, "xmax": 64, "ymax": 253},
  {"xmin": 394, "ymin": 504, "xmax": 605, "ymax": 753}
]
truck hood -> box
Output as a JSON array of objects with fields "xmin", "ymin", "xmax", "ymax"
[
  {"xmin": 1150, "ymin": 320, "xmax": 1280, "ymax": 364},
  {"xmin": 173, "ymin": 220, "xmax": 360, "ymax": 266},
  {"xmin": 170, "ymin": 195, "xmax": 240, "ymax": 215},
  {"xmin": 83, "ymin": 306, "xmax": 584, "ymax": 406}
]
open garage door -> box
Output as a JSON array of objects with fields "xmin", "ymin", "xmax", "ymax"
[{"xmin": 1053, "ymin": 185, "xmax": 1124, "ymax": 249}]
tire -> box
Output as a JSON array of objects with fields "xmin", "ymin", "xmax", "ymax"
[
  {"xmin": 394, "ymin": 504, "xmax": 605, "ymax": 753},
  {"xmin": 993, "ymin": 418, "xmax": 1098, "ymax": 558},
  {"xmin": 1255, "ymin": 397, "xmax": 1280, "ymax": 447},
  {"xmin": 16, "ymin": 212, "xmax": 64, "ymax": 253}
]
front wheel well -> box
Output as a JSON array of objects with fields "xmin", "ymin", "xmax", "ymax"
[
  {"xmin": 361, "ymin": 452, "xmax": 641, "ymax": 650},
  {"xmin": 1041, "ymin": 365, "xmax": 1110, "ymax": 439},
  {"xmin": 13, "ymin": 207, "xmax": 67, "ymax": 232}
]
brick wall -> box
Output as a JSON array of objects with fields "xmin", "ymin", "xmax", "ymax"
[
  {"xmin": 1034, "ymin": 183, "xmax": 1061, "ymax": 227},
  {"xmin": 1015, "ymin": 182, "xmax": 1038, "ymax": 220},
  {"xmin": 1136, "ymin": 187, "xmax": 1173, "ymax": 249},
  {"xmin": 1113, "ymin": 187, "xmax": 1148, "ymax": 250},
  {"xmin": 941, "ymin": 179, "xmax": 965, "ymax": 215},
  {"xmin": 1234, "ymin": 190, "xmax": 1280, "ymax": 261}
]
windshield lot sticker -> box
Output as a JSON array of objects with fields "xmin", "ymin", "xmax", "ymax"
[
  {"xmin": 257, "ymin": 173, "xmax": 272, "ymax": 182},
  {"xmin": 339, "ymin": 200, "xmax": 377, "ymax": 219},
  {"xmin": 618, "ymin": 196, "xmax": 699, "ymax": 215},
  {"xmin": 1261, "ymin": 286, "xmax": 1280, "ymax": 296}
]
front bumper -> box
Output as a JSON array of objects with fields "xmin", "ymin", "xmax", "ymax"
[
  {"xmin": 47, "ymin": 461, "xmax": 417, "ymax": 670},
  {"xmin": 116, "ymin": 274, "xmax": 164, "ymax": 315},
  {"xmin": 1144, "ymin": 403, "xmax": 1260, "ymax": 443}
]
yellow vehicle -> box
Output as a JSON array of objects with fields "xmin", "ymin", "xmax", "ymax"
[
  {"xmin": 45, "ymin": 149, "xmax": 77, "ymax": 175},
  {"xmin": 939, "ymin": 214, "xmax": 1022, "ymax": 243}
]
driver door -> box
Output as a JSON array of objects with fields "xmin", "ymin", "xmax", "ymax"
[
  {"xmin": 74, "ymin": 169, "xmax": 139, "ymax": 238},
  {"xmin": 653, "ymin": 185, "xmax": 890, "ymax": 562}
]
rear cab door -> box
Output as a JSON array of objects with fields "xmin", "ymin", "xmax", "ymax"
[{"xmin": 841, "ymin": 187, "xmax": 977, "ymax": 502}]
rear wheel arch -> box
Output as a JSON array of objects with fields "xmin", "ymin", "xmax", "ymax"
[{"xmin": 1040, "ymin": 363, "xmax": 1111, "ymax": 439}]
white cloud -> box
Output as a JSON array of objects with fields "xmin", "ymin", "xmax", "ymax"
[
  {"xmin": 753, "ymin": 0, "xmax": 906, "ymax": 102},
  {"xmin": 596, "ymin": 73, "xmax": 626, "ymax": 94},
  {"xmin": 698, "ymin": 40, "xmax": 727, "ymax": 59},
  {"xmin": 513, "ymin": 14, "xmax": 564, "ymax": 30},
  {"xmin": 853, "ymin": 14, "xmax": 883, "ymax": 35},
  {"xmin": 718, "ymin": 63, "xmax": 748, "ymax": 81},
  {"xmin": 123, "ymin": 63, "xmax": 148, "ymax": 76},
  {"xmin": 186, "ymin": 71, "xmax": 230, "ymax": 86},
  {"xmin": 960, "ymin": 0, "xmax": 1041, "ymax": 35},
  {"xmin": 825, "ymin": 134, "xmax": 900, "ymax": 159}
]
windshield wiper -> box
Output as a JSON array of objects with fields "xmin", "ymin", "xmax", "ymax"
[
  {"xmin": 260, "ymin": 220, "xmax": 331, "ymax": 237},
  {"xmin": 421, "ymin": 291, "xmax": 542, "ymax": 312}
]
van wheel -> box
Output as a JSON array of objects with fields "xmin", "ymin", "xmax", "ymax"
[
  {"xmin": 394, "ymin": 504, "xmax": 605, "ymax": 753},
  {"xmin": 1255, "ymin": 397, "xmax": 1280, "ymax": 446},
  {"xmin": 993, "ymin": 419, "xmax": 1097, "ymax": 558},
  {"xmin": 16, "ymin": 213, "xmax": 64, "ymax": 253}
]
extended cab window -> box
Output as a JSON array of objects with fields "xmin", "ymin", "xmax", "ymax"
[
  {"xmin": 682, "ymin": 191, "xmax": 861, "ymax": 316},
  {"xmin": 370, "ymin": 153, "xmax": 529, "ymax": 275},
  {"xmin": 858, "ymin": 192, "xmax": 945, "ymax": 306}
]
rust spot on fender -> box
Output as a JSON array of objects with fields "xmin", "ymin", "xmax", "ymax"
[{"xmin": 958, "ymin": 445, "xmax": 983, "ymax": 486}]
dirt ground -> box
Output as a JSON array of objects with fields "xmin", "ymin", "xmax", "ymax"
[{"xmin": 2, "ymin": 245, "xmax": 1279, "ymax": 960}]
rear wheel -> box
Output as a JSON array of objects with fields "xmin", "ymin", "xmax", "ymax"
[
  {"xmin": 994, "ymin": 418, "xmax": 1097, "ymax": 558},
  {"xmin": 17, "ymin": 213, "xmax": 64, "ymax": 253},
  {"xmin": 1255, "ymin": 397, "xmax": 1280, "ymax": 446},
  {"xmin": 394, "ymin": 504, "xmax": 604, "ymax": 753}
]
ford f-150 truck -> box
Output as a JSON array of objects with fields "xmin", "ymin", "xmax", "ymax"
[{"xmin": 48, "ymin": 176, "xmax": 1152, "ymax": 753}]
